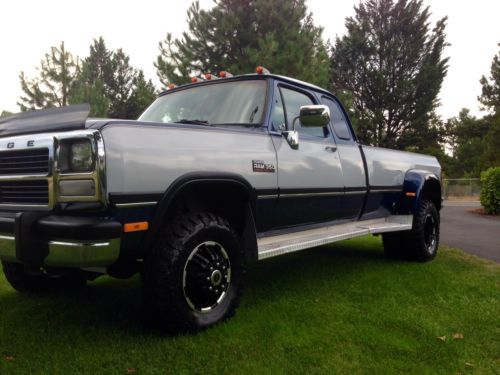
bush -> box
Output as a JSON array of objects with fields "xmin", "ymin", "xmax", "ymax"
[{"xmin": 480, "ymin": 166, "xmax": 500, "ymax": 214}]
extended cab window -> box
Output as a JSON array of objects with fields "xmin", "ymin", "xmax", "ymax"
[
  {"xmin": 139, "ymin": 80, "xmax": 266, "ymax": 125},
  {"xmin": 280, "ymin": 87, "xmax": 330, "ymax": 139},
  {"xmin": 321, "ymin": 96, "xmax": 352, "ymax": 140}
]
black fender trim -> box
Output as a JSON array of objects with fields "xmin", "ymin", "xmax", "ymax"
[
  {"xmin": 401, "ymin": 170, "xmax": 442, "ymax": 214},
  {"xmin": 143, "ymin": 172, "xmax": 258, "ymax": 263}
]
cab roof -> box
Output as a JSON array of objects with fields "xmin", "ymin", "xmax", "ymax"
[{"xmin": 158, "ymin": 73, "xmax": 333, "ymax": 98}]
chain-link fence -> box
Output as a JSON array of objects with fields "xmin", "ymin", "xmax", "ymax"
[{"xmin": 443, "ymin": 178, "xmax": 481, "ymax": 200}]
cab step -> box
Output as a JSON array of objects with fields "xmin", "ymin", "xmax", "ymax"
[{"xmin": 257, "ymin": 215, "xmax": 413, "ymax": 260}]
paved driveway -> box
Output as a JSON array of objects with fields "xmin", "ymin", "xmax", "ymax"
[{"xmin": 440, "ymin": 201, "xmax": 500, "ymax": 262}]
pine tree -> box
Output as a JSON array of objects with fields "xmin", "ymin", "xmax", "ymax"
[
  {"xmin": 108, "ymin": 49, "xmax": 136, "ymax": 118},
  {"xmin": 18, "ymin": 42, "xmax": 80, "ymax": 111},
  {"xmin": 479, "ymin": 43, "xmax": 500, "ymax": 112},
  {"xmin": 155, "ymin": 0, "xmax": 329, "ymax": 88},
  {"xmin": 330, "ymin": 0, "xmax": 449, "ymax": 149},
  {"xmin": 127, "ymin": 71, "xmax": 157, "ymax": 119},
  {"xmin": 71, "ymin": 38, "xmax": 156, "ymax": 118}
]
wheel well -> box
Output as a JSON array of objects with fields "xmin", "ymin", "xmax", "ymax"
[
  {"xmin": 166, "ymin": 183, "xmax": 248, "ymax": 232},
  {"xmin": 421, "ymin": 179, "xmax": 442, "ymax": 210}
]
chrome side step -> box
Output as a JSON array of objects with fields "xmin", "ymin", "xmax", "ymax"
[{"xmin": 257, "ymin": 215, "xmax": 413, "ymax": 260}]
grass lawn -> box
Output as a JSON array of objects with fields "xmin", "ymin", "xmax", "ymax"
[{"xmin": 0, "ymin": 236, "xmax": 498, "ymax": 374}]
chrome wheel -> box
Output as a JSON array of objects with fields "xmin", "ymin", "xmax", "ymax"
[{"xmin": 182, "ymin": 241, "xmax": 231, "ymax": 313}]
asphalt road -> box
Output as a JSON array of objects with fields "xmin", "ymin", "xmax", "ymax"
[{"xmin": 440, "ymin": 201, "xmax": 500, "ymax": 262}]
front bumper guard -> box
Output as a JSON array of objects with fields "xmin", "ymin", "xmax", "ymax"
[{"xmin": 0, "ymin": 213, "xmax": 121, "ymax": 268}]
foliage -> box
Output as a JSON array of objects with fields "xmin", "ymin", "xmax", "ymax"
[
  {"xmin": 330, "ymin": 0, "xmax": 449, "ymax": 149},
  {"xmin": 480, "ymin": 167, "xmax": 500, "ymax": 215},
  {"xmin": 0, "ymin": 110, "xmax": 12, "ymax": 119},
  {"xmin": 155, "ymin": 0, "xmax": 329, "ymax": 88},
  {"xmin": 0, "ymin": 237, "xmax": 498, "ymax": 373},
  {"xmin": 18, "ymin": 42, "xmax": 80, "ymax": 111},
  {"xmin": 479, "ymin": 112, "xmax": 500, "ymax": 168},
  {"xmin": 443, "ymin": 109, "xmax": 489, "ymax": 177},
  {"xmin": 479, "ymin": 43, "xmax": 500, "ymax": 112},
  {"xmin": 71, "ymin": 38, "xmax": 156, "ymax": 118}
]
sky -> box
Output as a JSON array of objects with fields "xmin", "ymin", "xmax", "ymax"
[{"xmin": 0, "ymin": 0, "xmax": 499, "ymax": 119}]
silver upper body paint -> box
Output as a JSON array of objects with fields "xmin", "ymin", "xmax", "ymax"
[
  {"xmin": 100, "ymin": 122, "xmax": 440, "ymax": 197},
  {"xmin": 362, "ymin": 145, "xmax": 441, "ymax": 187},
  {"xmin": 101, "ymin": 123, "xmax": 278, "ymax": 194}
]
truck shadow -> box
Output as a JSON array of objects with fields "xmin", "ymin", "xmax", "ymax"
[{"xmin": 0, "ymin": 239, "xmax": 388, "ymax": 338}]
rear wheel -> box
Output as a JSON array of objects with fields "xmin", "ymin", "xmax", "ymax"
[
  {"xmin": 383, "ymin": 199, "xmax": 439, "ymax": 262},
  {"xmin": 141, "ymin": 212, "xmax": 243, "ymax": 333},
  {"xmin": 1, "ymin": 261, "xmax": 86, "ymax": 293}
]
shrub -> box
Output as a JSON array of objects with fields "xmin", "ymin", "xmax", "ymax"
[{"xmin": 480, "ymin": 167, "xmax": 500, "ymax": 214}]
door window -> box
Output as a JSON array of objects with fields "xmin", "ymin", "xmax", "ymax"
[
  {"xmin": 321, "ymin": 97, "xmax": 352, "ymax": 140},
  {"xmin": 280, "ymin": 87, "xmax": 330, "ymax": 139},
  {"xmin": 270, "ymin": 89, "xmax": 286, "ymax": 131}
]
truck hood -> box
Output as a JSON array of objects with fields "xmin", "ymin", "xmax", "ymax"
[{"xmin": 0, "ymin": 104, "xmax": 90, "ymax": 138}]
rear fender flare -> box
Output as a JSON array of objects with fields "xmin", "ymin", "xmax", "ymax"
[{"xmin": 401, "ymin": 170, "xmax": 442, "ymax": 214}]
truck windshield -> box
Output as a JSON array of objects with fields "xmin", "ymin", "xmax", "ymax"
[{"xmin": 138, "ymin": 80, "xmax": 267, "ymax": 125}]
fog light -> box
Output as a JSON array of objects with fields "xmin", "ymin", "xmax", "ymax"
[{"xmin": 59, "ymin": 180, "xmax": 95, "ymax": 196}]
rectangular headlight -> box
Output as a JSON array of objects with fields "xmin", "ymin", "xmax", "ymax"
[{"xmin": 70, "ymin": 140, "xmax": 94, "ymax": 172}]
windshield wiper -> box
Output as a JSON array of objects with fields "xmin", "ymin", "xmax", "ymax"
[{"xmin": 174, "ymin": 119, "xmax": 212, "ymax": 126}]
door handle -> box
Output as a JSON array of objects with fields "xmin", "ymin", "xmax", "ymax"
[{"xmin": 325, "ymin": 146, "xmax": 337, "ymax": 153}]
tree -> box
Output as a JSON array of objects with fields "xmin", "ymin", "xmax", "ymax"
[
  {"xmin": 479, "ymin": 43, "xmax": 500, "ymax": 112},
  {"xmin": 0, "ymin": 110, "xmax": 12, "ymax": 119},
  {"xmin": 18, "ymin": 42, "xmax": 80, "ymax": 111},
  {"xmin": 127, "ymin": 71, "xmax": 157, "ymax": 118},
  {"xmin": 444, "ymin": 109, "xmax": 488, "ymax": 177},
  {"xmin": 155, "ymin": 0, "xmax": 329, "ymax": 88},
  {"xmin": 72, "ymin": 38, "xmax": 156, "ymax": 118},
  {"xmin": 330, "ymin": 0, "xmax": 449, "ymax": 149},
  {"xmin": 477, "ymin": 44, "xmax": 500, "ymax": 171}
]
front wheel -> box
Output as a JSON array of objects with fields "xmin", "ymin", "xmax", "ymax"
[{"xmin": 141, "ymin": 212, "xmax": 243, "ymax": 333}]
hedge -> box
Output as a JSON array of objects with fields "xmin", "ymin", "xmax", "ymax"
[{"xmin": 480, "ymin": 166, "xmax": 500, "ymax": 215}]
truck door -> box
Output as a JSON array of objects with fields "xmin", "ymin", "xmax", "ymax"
[
  {"xmin": 270, "ymin": 84, "xmax": 346, "ymax": 228},
  {"xmin": 320, "ymin": 96, "xmax": 367, "ymax": 219}
]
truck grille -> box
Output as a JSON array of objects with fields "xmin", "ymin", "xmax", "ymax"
[
  {"xmin": 0, "ymin": 180, "xmax": 49, "ymax": 205},
  {"xmin": 0, "ymin": 148, "xmax": 49, "ymax": 175}
]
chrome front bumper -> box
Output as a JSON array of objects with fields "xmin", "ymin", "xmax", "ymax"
[
  {"xmin": 0, "ymin": 213, "xmax": 122, "ymax": 268},
  {"xmin": 0, "ymin": 235, "xmax": 119, "ymax": 267}
]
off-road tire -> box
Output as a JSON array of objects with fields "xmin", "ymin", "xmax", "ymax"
[
  {"xmin": 383, "ymin": 200, "xmax": 439, "ymax": 262},
  {"xmin": 402, "ymin": 200, "xmax": 440, "ymax": 262},
  {"xmin": 141, "ymin": 212, "xmax": 243, "ymax": 333},
  {"xmin": 1, "ymin": 261, "xmax": 86, "ymax": 293}
]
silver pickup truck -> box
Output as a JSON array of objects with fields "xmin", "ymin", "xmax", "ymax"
[{"xmin": 0, "ymin": 71, "xmax": 441, "ymax": 332}]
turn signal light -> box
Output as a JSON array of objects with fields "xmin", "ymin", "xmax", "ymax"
[
  {"xmin": 405, "ymin": 192, "xmax": 417, "ymax": 197},
  {"xmin": 123, "ymin": 221, "xmax": 149, "ymax": 233},
  {"xmin": 191, "ymin": 76, "xmax": 205, "ymax": 83},
  {"xmin": 167, "ymin": 83, "xmax": 176, "ymax": 89},
  {"xmin": 219, "ymin": 71, "xmax": 233, "ymax": 78},
  {"xmin": 204, "ymin": 73, "xmax": 217, "ymax": 80},
  {"xmin": 256, "ymin": 66, "xmax": 270, "ymax": 74}
]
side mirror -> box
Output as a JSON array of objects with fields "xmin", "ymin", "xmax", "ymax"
[
  {"xmin": 299, "ymin": 105, "xmax": 330, "ymax": 128},
  {"xmin": 283, "ymin": 129, "xmax": 299, "ymax": 150},
  {"xmin": 281, "ymin": 105, "xmax": 330, "ymax": 150}
]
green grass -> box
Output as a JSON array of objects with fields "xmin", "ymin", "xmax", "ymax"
[{"xmin": 0, "ymin": 236, "xmax": 498, "ymax": 374}]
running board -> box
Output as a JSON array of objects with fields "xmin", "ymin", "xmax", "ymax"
[{"xmin": 257, "ymin": 215, "xmax": 413, "ymax": 260}]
